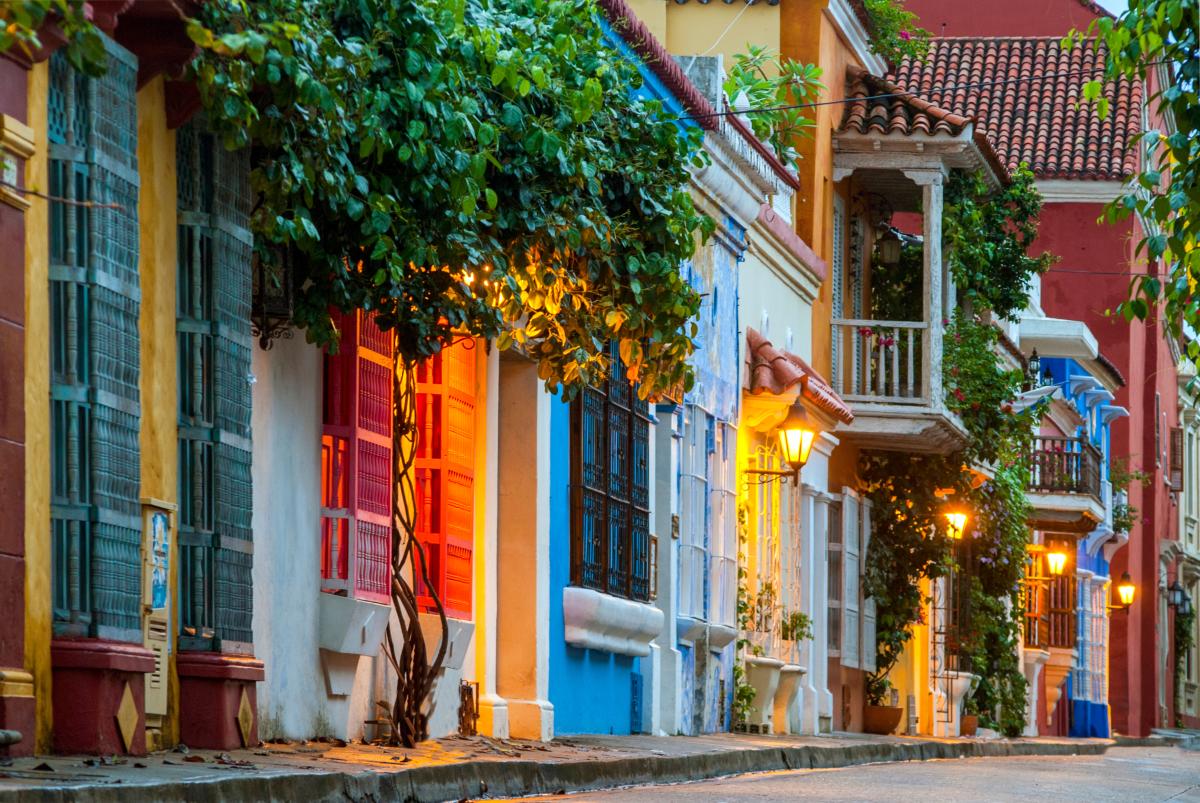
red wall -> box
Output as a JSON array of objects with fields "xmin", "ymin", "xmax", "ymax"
[{"xmin": 903, "ymin": 0, "xmax": 1106, "ymax": 37}]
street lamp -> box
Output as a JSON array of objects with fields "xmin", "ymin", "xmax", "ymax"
[
  {"xmin": 745, "ymin": 400, "xmax": 818, "ymax": 486},
  {"xmin": 943, "ymin": 507, "xmax": 968, "ymax": 540}
]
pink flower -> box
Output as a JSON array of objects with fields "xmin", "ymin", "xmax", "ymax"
[{"xmin": 899, "ymin": 30, "xmax": 912, "ymax": 41}]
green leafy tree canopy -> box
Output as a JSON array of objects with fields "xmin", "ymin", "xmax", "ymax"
[{"xmin": 186, "ymin": 0, "xmax": 711, "ymax": 398}]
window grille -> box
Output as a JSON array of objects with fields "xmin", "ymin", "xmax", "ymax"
[
  {"xmin": 571, "ymin": 342, "xmax": 651, "ymax": 602},
  {"xmin": 176, "ymin": 119, "xmax": 255, "ymax": 650},
  {"xmin": 49, "ymin": 38, "xmax": 143, "ymax": 641},
  {"xmin": 827, "ymin": 501, "xmax": 843, "ymax": 655},
  {"xmin": 709, "ymin": 422, "xmax": 738, "ymax": 629}
]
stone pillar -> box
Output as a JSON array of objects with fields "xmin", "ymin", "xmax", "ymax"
[
  {"xmin": 494, "ymin": 356, "xmax": 553, "ymax": 741},
  {"xmin": 805, "ymin": 488, "xmax": 833, "ymax": 734},
  {"xmin": 649, "ymin": 405, "xmax": 680, "ymax": 736}
]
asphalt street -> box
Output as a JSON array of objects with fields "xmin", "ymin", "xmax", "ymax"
[{"xmin": 512, "ymin": 746, "xmax": 1200, "ymax": 802}]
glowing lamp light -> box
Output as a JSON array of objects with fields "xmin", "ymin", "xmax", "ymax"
[
  {"xmin": 943, "ymin": 509, "xmax": 968, "ymax": 540},
  {"xmin": 1116, "ymin": 572, "xmax": 1136, "ymax": 608},
  {"xmin": 777, "ymin": 402, "xmax": 817, "ymax": 473},
  {"xmin": 1046, "ymin": 549, "xmax": 1069, "ymax": 576}
]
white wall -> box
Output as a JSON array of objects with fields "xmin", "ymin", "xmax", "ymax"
[{"xmin": 251, "ymin": 337, "xmax": 374, "ymax": 739}]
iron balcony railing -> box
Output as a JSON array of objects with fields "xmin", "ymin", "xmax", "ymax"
[{"xmin": 1029, "ymin": 436, "xmax": 1102, "ymax": 500}]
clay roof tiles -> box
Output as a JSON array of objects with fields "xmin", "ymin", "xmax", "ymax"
[
  {"xmin": 889, "ymin": 37, "xmax": 1143, "ymax": 180},
  {"xmin": 746, "ymin": 327, "xmax": 854, "ymax": 424}
]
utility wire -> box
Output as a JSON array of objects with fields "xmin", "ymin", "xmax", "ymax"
[{"xmin": 680, "ymin": 59, "xmax": 1172, "ymax": 122}]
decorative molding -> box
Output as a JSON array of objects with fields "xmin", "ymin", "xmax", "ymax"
[
  {"xmin": 0, "ymin": 114, "xmax": 35, "ymax": 211},
  {"xmin": 1036, "ymin": 179, "xmax": 1126, "ymax": 204},
  {"xmin": 825, "ymin": 0, "xmax": 887, "ymax": 76}
]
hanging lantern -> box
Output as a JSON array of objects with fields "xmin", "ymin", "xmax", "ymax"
[
  {"xmin": 877, "ymin": 226, "xmax": 902, "ymax": 266},
  {"xmin": 777, "ymin": 401, "xmax": 817, "ymax": 473}
]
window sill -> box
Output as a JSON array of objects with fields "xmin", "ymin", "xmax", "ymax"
[{"xmin": 563, "ymin": 586, "xmax": 664, "ymax": 657}]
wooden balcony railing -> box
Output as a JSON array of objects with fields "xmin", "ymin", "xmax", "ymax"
[
  {"xmin": 1029, "ymin": 436, "xmax": 1102, "ymax": 499},
  {"xmin": 831, "ymin": 319, "xmax": 929, "ymax": 404}
]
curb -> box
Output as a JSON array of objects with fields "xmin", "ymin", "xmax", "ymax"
[{"xmin": 0, "ymin": 738, "xmax": 1111, "ymax": 803}]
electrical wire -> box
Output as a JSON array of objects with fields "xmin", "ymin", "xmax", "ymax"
[{"xmin": 679, "ymin": 58, "xmax": 1172, "ymax": 122}]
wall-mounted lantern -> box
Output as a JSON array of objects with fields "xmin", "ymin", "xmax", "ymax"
[
  {"xmin": 1027, "ymin": 349, "xmax": 1042, "ymax": 388},
  {"xmin": 251, "ymin": 249, "xmax": 295, "ymax": 350},
  {"xmin": 1169, "ymin": 579, "xmax": 1193, "ymax": 617},
  {"xmin": 1045, "ymin": 545, "xmax": 1069, "ymax": 576},
  {"xmin": 745, "ymin": 400, "xmax": 818, "ymax": 486},
  {"xmin": 943, "ymin": 507, "xmax": 968, "ymax": 540},
  {"xmin": 1110, "ymin": 571, "xmax": 1136, "ymax": 613}
]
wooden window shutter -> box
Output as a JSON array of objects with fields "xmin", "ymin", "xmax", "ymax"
[
  {"xmin": 859, "ymin": 497, "xmax": 877, "ymax": 673},
  {"xmin": 415, "ymin": 340, "xmax": 477, "ymax": 619},
  {"xmin": 1170, "ymin": 426, "xmax": 1184, "ymax": 492},
  {"xmin": 48, "ymin": 38, "xmax": 143, "ymax": 641},
  {"xmin": 841, "ymin": 488, "xmax": 861, "ymax": 669},
  {"xmin": 350, "ymin": 313, "xmax": 395, "ymax": 603},
  {"xmin": 320, "ymin": 310, "xmax": 393, "ymax": 605}
]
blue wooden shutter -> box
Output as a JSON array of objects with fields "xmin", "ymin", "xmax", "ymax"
[
  {"xmin": 48, "ymin": 38, "xmax": 143, "ymax": 641},
  {"xmin": 176, "ymin": 120, "xmax": 254, "ymax": 650}
]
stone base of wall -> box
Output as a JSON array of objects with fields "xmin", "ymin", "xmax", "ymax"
[
  {"xmin": 51, "ymin": 639, "xmax": 155, "ymax": 755},
  {"xmin": 0, "ymin": 669, "xmax": 35, "ymax": 758},
  {"xmin": 177, "ymin": 652, "xmax": 265, "ymax": 750}
]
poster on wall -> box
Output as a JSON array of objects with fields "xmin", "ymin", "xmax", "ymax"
[{"xmin": 146, "ymin": 507, "xmax": 171, "ymax": 611}]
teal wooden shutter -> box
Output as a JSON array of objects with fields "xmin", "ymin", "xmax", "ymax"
[
  {"xmin": 176, "ymin": 121, "xmax": 255, "ymax": 651},
  {"xmin": 48, "ymin": 38, "xmax": 143, "ymax": 641}
]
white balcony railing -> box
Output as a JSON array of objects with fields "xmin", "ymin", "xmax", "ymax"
[{"xmin": 831, "ymin": 318, "xmax": 929, "ymax": 404}]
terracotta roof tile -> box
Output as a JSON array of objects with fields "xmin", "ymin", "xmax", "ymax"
[
  {"xmin": 890, "ymin": 37, "xmax": 1143, "ymax": 180},
  {"xmin": 746, "ymin": 327, "xmax": 854, "ymax": 424}
]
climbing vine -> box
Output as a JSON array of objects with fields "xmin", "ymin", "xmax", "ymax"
[
  {"xmin": 943, "ymin": 166, "xmax": 1056, "ymax": 322},
  {"xmin": 1175, "ymin": 603, "xmax": 1196, "ymax": 727},
  {"xmin": 0, "ymin": 0, "xmax": 106, "ymax": 75}
]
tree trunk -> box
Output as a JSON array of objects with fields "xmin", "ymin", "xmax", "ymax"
[{"xmin": 379, "ymin": 356, "xmax": 449, "ymax": 747}]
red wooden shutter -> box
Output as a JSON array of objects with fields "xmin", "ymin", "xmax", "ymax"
[
  {"xmin": 415, "ymin": 340, "xmax": 477, "ymax": 619},
  {"xmin": 320, "ymin": 310, "xmax": 393, "ymax": 605},
  {"xmin": 1170, "ymin": 426, "xmax": 1184, "ymax": 492}
]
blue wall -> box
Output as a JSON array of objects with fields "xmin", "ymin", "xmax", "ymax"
[{"xmin": 548, "ymin": 395, "xmax": 641, "ymax": 734}]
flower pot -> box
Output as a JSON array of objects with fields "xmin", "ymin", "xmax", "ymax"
[
  {"xmin": 863, "ymin": 704, "xmax": 903, "ymax": 735},
  {"xmin": 960, "ymin": 714, "xmax": 979, "ymax": 736}
]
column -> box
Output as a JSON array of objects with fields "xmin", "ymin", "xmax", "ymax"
[
  {"xmin": 494, "ymin": 356, "xmax": 553, "ymax": 741},
  {"xmin": 476, "ymin": 347, "xmax": 508, "ymax": 737},
  {"xmin": 904, "ymin": 169, "xmax": 945, "ymax": 406},
  {"xmin": 804, "ymin": 487, "xmax": 832, "ymax": 734},
  {"xmin": 650, "ymin": 405, "xmax": 680, "ymax": 735}
]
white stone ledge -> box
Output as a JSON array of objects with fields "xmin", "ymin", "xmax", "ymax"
[{"xmin": 563, "ymin": 586, "xmax": 664, "ymax": 658}]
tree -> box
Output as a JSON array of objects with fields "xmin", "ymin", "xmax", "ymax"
[
  {"xmin": 7, "ymin": 0, "xmax": 710, "ymax": 746},
  {"xmin": 1069, "ymin": 1, "xmax": 1199, "ymax": 358}
]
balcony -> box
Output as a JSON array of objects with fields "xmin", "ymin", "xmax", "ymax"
[
  {"xmin": 830, "ymin": 318, "xmax": 967, "ymax": 453},
  {"xmin": 1027, "ymin": 436, "xmax": 1106, "ymax": 533}
]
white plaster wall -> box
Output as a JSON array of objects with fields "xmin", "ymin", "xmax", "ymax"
[
  {"xmin": 739, "ymin": 253, "xmax": 815, "ymax": 362},
  {"xmin": 250, "ymin": 338, "xmax": 336, "ymax": 739}
]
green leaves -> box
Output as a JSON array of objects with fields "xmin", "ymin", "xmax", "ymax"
[
  {"xmin": 185, "ymin": 0, "xmax": 704, "ymax": 398},
  {"xmin": 722, "ymin": 46, "xmax": 823, "ymax": 168}
]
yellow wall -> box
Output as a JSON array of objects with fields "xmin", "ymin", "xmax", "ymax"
[
  {"xmin": 134, "ymin": 76, "xmax": 180, "ymax": 747},
  {"xmin": 663, "ymin": 2, "xmax": 780, "ymax": 68},
  {"xmin": 23, "ymin": 60, "xmax": 52, "ymax": 755}
]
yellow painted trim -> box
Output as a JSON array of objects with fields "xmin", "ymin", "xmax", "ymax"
[
  {"xmin": 0, "ymin": 669, "xmax": 35, "ymax": 698},
  {"xmin": 23, "ymin": 59, "xmax": 53, "ymax": 755},
  {"xmin": 1, "ymin": 113, "xmax": 36, "ymax": 210},
  {"xmin": 134, "ymin": 76, "xmax": 180, "ymax": 748}
]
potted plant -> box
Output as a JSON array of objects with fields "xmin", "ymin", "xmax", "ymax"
[
  {"xmin": 863, "ymin": 674, "xmax": 903, "ymax": 735},
  {"xmin": 960, "ymin": 693, "xmax": 980, "ymax": 736}
]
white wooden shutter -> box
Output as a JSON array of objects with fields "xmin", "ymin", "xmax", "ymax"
[
  {"xmin": 841, "ymin": 488, "xmax": 860, "ymax": 669},
  {"xmin": 859, "ymin": 497, "xmax": 876, "ymax": 673}
]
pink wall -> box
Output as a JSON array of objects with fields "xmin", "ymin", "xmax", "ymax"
[{"xmin": 903, "ymin": 0, "xmax": 1106, "ymax": 37}]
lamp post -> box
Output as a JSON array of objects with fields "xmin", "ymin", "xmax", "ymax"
[
  {"xmin": 943, "ymin": 507, "xmax": 968, "ymax": 540},
  {"xmin": 745, "ymin": 400, "xmax": 818, "ymax": 486}
]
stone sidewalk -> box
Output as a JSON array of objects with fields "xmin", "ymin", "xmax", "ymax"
[{"xmin": 0, "ymin": 731, "xmax": 1112, "ymax": 802}]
